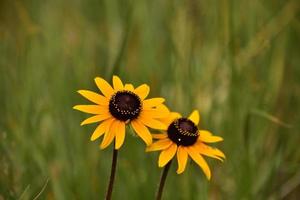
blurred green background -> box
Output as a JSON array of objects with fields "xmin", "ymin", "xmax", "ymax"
[{"xmin": 1, "ymin": 0, "xmax": 300, "ymax": 199}]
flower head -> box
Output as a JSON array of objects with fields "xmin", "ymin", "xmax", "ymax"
[
  {"xmin": 73, "ymin": 76, "xmax": 169, "ymax": 149},
  {"xmin": 146, "ymin": 110, "xmax": 225, "ymax": 180}
]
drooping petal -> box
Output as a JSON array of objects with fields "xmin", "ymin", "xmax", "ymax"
[
  {"xmin": 134, "ymin": 84, "xmax": 150, "ymax": 100},
  {"xmin": 158, "ymin": 143, "xmax": 177, "ymax": 167},
  {"xmin": 187, "ymin": 146, "xmax": 211, "ymax": 180},
  {"xmin": 73, "ymin": 105, "xmax": 106, "ymax": 114},
  {"xmin": 146, "ymin": 138, "xmax": 172, "ymax": 152},
  {"xmin": 196, "ymin": 142, "xmax": 226, "ymax": 161},
  {"xmin": 152, "ymin": 133, "xmax": 168, "ymax": 139},
  {"xmin": 143, "ymin": 98, "xmax": 165, "ymax": 108},
  {"xmin": 94, "ymin": 77, "xmax": 114, "ymax": 98},
  {"xmin": 81, "ymin": 113, "xmax": 111, "ymax": 126},
  {"xmin": 131, "ymin": 120, "xmax": 152, "ymax": 145},
  {"xmin": 90, "ymin": 118, "xmax": 114, "ymax": 141},
  {"xmin": 176, "ymin": 146, "xmax": 188, "ymax": 174},
  {"xmin": 115, "ymin": 121, "xmax": 126, "ymax": 149},
  {"xmin": 112, "ymin": 75, "xmax": 124, "ymax": 91},
  {"xmin": 100, "ymin": 120, "xmax": 117, "ymax": 149},
  {"xmin": 77, "ymin": 90, "xmax": 109, "ymax": 105},
  {"xmin": 188, "ymin": 110, "xmax": 200, "ymax": 125},
  {"xmin": 124, "ymin": 84, "xmax": 134, "ymax": 91},
  {"xmin": 199, "ymin": 130, "xmax": 223, "ymax": 143},
  {"xmin": 139, "ymin": 114, "xmax": 167, "ymax": 130}
]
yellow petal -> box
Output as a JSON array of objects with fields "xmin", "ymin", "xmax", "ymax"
[
  {"xmin": 131, "ymin": 120, "xmax": 152, "ymax": 145},
  {"xmin": 94, "ymin": 77, "xmax": 114, "ymax": 98},
  {"xmin": 156, "ymin": 104, "xmax": 169, "ymax": 112},
  {"xmin": 90, "ymin": 118, "xmax": 114, "ymax": 141},
  {"xmin": 146, "ymin": 138, "xmax": 172, "ymax": 152},
  {"xmin": 143, "ymin": 103, "xmax": 169, "ymax": 111},
  {"xmin": 159, "ymin": 112, "xmax": 181, "ymax": 126},
  {"xmin": 142, "ymin": 105, "xmax": 170, "ymax": 119},
  {"xmin": 139, "ymin": 114, "xmax": 167, "ymax": 130},
  {"xmin": 197, "ymin": 143, "xmax": 225, "ymax": 161},
  {"xmin": 199, "ymin": 130, "xmax": 223, "ymax": 143},
  {"xmin": 73, "ymin": 105, "xmax": 106, "ymax": 114},
  {"xmin": 134, "ymin": 84, "xmax": 150, "ymax": 100},
  {"xmin": 143, "ymin": 98, "xmax": 165, "ymax": 108},
  {"xmin": 113, "ymin": 75, "xmax": 124, "ymax": 91},
  {"xmin": 187, "ymin": 146, "xmax": 211, "ymax": 180},
  {"xmin": 77, "ymin": 90, "xmax": 109, "ymax": 105},
  {"xmin": 100, "ymin": 120, "xmax": 117, "ymax": 149},
  {"xmin": 141, "ymin": 110, "xmax": 168, "ymax": 119},
  {"xmin": 152, "ymin": 133, "xmax": 168, "ymax": 139},
  {"xmin": 115, "ymin": 121, "xmax": 126, "ymax": 149},
  {"xmin": 81, "ymin": 114, "xmax": 111, "ymax": 126},
  {"xmin": 153, "ymin": 104, "xmax": 170, "ymax": 116},
  {"xmin": 158, "ymin": 143, "xmax": 177, "ymax": 167},
  {"xmin": 176, "ymin": 146, "xmax": 188, "ymax": 174},
  {"xmin": 188, "ymin": 110, "xmax": 200, "ymax": 125},
  {"xmin": 124, "ymin": 84, "xmax": 134, "ymax": 91}
]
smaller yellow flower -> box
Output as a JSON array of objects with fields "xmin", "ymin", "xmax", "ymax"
[{"xmin": 146, "ymin": 110, "xmax": 225, "ymax": 180}]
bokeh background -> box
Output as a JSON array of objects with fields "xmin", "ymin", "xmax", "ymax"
[{"xmin": 1, "ymin": 0, "xmax": 300, "ymax": 199}]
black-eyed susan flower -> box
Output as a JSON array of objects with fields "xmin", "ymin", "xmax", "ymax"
[
  {"xmin": 73, "ymin": 76, "xmax": 169, "ymax": 149},
  {"xmin": 147, "ymin": 110, "xmax": 225, "ymax": 180}
]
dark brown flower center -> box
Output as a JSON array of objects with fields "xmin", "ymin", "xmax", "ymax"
[
  {"xmin": 109, "ymin": 91, "xmax": 142, "ymax": 121},
  {"xmin": 167, "ymin": 118, "xmax": 199, "ymax": 146}
]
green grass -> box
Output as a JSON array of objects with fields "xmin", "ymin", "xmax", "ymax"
[{"xmin": 1, "ymin": 0, "xmax": 300, "ymax": 199}]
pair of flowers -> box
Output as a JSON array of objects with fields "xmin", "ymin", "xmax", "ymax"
[{"xmin": 73, "ymin": 76, "xmax": 225, "ymax": 198}]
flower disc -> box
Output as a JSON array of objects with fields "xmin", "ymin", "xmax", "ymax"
[
  {"xmin": 167, "ymin": 118, "xmax": 199, "ymax": 146},
  {"xmin": 109, "ymin": 91, "xmax": 142, "ymax": 121}
]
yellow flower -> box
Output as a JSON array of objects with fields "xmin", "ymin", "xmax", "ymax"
[
  {"xmin": 146, "ymin": 110, "xmax": 225, "ymax": 180},
  {"xmin": 73, "ymin": 76, "xmax": 169, "ymax": 149}
]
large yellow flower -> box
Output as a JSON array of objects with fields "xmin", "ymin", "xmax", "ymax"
[
  {"xmin": 73, "ymin": 76, "xmax": 169, "ymax": 149},
  {"xmin": 146, "ymin": 110, "xmax": 225, "ymax": 180}
]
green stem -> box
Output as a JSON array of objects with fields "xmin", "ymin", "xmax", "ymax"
[
  {"xmin": 156, "ymin": 160, "xmax": 172, "ymax": 200},
  {"xmin": 105, "ymin": 148, "xmax": 118, "ymax": 200}
]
